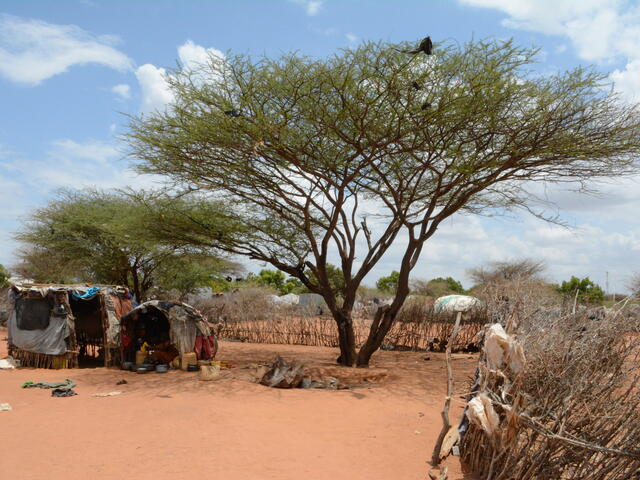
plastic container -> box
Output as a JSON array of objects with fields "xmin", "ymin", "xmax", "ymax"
[
  {"xmin": 135, "ymin": 351, "xmax": 146, "ymax": 364},
  {"xmin": 180, "ymin": 353, "xmax": 198, "ymax": 371}
]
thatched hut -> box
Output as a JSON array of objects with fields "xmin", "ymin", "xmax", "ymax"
[
  {"xmin": 119, "ymin": 300, "xmax": 218, "ymax": 365},
  {"xmin": 6, "ymin": 282, "xmax": 133, "ymax": 368}
]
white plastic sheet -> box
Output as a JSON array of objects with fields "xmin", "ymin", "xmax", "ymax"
[
  {"xmin": 467, "ymin": 393, "xmax": 500, "ymax": 435},
  {"xmin": 0, "ymin": 357, "xmax": 17, "ymax": 369},
  {"xmin": 484, "ymin": 323, "xmax": 526, "ymax": 374},
  {"xmin": 434, "ymin": 295, "xmax": 482, "ymax": 313},
  {"xmin": 271, "ymin": 293, "xmax": 299, "ymax": 306}
]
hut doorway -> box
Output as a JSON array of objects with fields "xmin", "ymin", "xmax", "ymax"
[
  {"xmin": 69, "ymin": 295, "xmax": 107, "ymax": 368},
  {"xmin": 121, "ymin": 308, "xmax": 172, "ymax": 364}
]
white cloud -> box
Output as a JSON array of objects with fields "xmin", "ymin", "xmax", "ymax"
[
  {"xmin": 9, "ymin": 138, "xmax": 161, "ymax": 193},
  {"xmin": 611, "ymin": 60, "xmax": 640, "ymax": 102},
  {"xmin": 135, "ymin": 64, "xmax": 175, "ymax": 114},
  {"xmin": 458, "ymin": 0, "xmax": 640, "ymax": 101},
  {"xmin": 178, "ymin": 39, "xmax": 224, "ymax": 70},
  {"xmin": 49, "ymin": 139, "xmax": 119, "ymax": 165},
  {"xmin": 0, "ymin": 138, "xmax": 163, "ymax": 267},
  {"xmin": 111, "ymin": 83, "xmax": 131, "ymax": 99},
  {"xmin": 346, "ymin": 33, "xmax": 358, "ymax": 43},
  {"xmin": 396, "ymin": 214, "xmax": 638, "ymax": 292},
  {"xmin": 289, "ymin": 0, "xmax": 323, "ymax": 16},
  {"xmin": 135, "ymin": 40, "xmax": 225, "ymax": 114},
  {"xmin": 0, "ymin": 13, "xmax": 133, "ymax": 85}
]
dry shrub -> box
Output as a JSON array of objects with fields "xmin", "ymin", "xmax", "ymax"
[
  {"xmin": 461, "ymin": 309, "xmax": 640, "ymax": 479},
  {"xmin": 385, "ymin": 300, "xmax": 487, "ymax": 352},
  {"xmin": 473, "ymin": 276, "xmax": 561, "ymax": 324}
]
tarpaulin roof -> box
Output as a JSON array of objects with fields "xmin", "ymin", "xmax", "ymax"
[{"xmin": 10, "ymin": 282, "xmax": 128, "ymax": 298}]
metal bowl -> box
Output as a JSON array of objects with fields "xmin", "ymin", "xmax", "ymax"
[
  {"xmin": 136, "ymin": 367, "xmax": 148, "ymax": 374},
  {"xmin": 155, "ymin": 364, "xmax": 169, "ymax": 373},
  {"xmin": 122, "ymin": 361, "xmax": 134, "ymax": 371}
]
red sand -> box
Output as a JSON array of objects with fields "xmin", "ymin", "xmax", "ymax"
[{"xmin": 0, "ymin": 327, "xmax": 477, "ymax": 480}]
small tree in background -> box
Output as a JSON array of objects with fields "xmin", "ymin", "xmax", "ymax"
[
  {"xmin": 558, "ymin": 276, "xmax": 605, "ymax": 305},
  {"xmin": 153, "ymin": 255, "xmax": 237, "ymax": 300},
  {"xmin": 256, "ymin": 269, "xmax": 305, "ymax": 294},
  {"xmin": 376, "ymin": 271, "xmax": 400, "ymax": 294},
  {"xmin": 468, "ymin": 258, "xmax": 546, "ymax": 285},
  {"xmin": 0, "ymin": 264, "xmax": 10, "ymax": 288},
  {"xmin": 14, "ymin": 190, "xmax": 235, "ymax": 301},
  {"xmin": 412, "ymin": 276, "xmax": 466, "ymax": 298},
  {"xmin": 469, "ymin": 258, "xmax": 557, "ymax": 320},
  {"xmin": 127, "ymin": 38, "xmax": 640, "ymax": 366}
]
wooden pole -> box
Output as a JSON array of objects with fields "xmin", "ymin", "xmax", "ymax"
[{"xmin": 431, "ymin": 311, "xmax": 463, "ymax": 466}]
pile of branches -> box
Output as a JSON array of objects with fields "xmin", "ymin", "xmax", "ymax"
[{"xmin": 460, "ymin": 308, "xmax": 640, "ymax": 479}]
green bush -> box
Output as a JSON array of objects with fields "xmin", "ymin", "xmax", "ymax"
[{"xmin": 557, "ymin": 276, "xmax": 605, "ymax": 305}]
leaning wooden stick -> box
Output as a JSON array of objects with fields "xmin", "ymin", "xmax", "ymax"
[{"xmin": 431, "ymin": 311, "xmax": 463, "ymax": 466}]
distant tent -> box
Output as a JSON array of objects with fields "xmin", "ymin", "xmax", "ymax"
[
  {"xmin": 298, "ymin": 293, "xmax": 327, "ymax": 314},
  {"xmin": 434, "ymin": 295, "xmax": 482, "ymax": 314},
  {"xmin": 7, "ymin": 282, "xmax": 133, "ymax": 368},
  {"xmin": 270, "ymin": 293, "xmax": 299, "ymax": 306}
]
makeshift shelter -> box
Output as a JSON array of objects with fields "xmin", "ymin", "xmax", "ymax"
[
  {"xmin": 7, "ymin": 283, "xmax": 133, "ymax": 369},
  {"xmin": 119, "ymin": 300, "xmax": 217, "ymax": 365}
]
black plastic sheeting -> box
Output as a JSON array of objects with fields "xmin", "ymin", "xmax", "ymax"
[{"xmin": 15, "ymin": 296, "xmax": 52, "ymax": 331}]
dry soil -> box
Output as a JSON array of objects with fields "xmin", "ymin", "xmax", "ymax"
[{"xmin": 0, "ymin": 327, "xmax": 478, "ymax": 480}]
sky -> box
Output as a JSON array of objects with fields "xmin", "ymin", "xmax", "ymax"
[{"xmin": 1, "ymin": 0, "xmax": 639, "ymax": 292}]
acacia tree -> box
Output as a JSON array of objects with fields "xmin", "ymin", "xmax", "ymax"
[
  {"xmin": 127, "ymin": 39, "xmax": 640, "ymax": 366},
  {"xmin": 468, "ymin": 258, "xmax": 546, "ymax": 285},
  {"xmin": 14, "ymin": 190, "xmax": 232, "ymax": 301}
]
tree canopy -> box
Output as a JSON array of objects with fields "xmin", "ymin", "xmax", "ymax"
[
  {"xmin": 468, "ymin": 258, "xmax": 546, "ymax": 285},
  {"xmin": 0, "ymin": 264, "xmax": 10, "ymax": 289},
  {"xmin": 14, "ymin": 190, "xmax": 234, "ymax": 300},
  {"xmin": 126, "ymin": 38, "xmax": 640, "ymax": 365},
  {"xmin": 411, "ymin": 276, "xmax": 466, "ymax": 298},
  {"xmin": 256, "ymin": 269, "xmax": 305, "ymax": 295},
  {"xmin": 557, "ymin": 276, "xmax": 605, "ymax": 305},
  {"xmin": 376, "ymin": 271, "xmax": 400, "ymax": 293}
]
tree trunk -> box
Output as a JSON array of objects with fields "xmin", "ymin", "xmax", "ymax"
[
  {"xmin": 356, "ymin": 263, "xmax": 413, "ymax": 367},
  {"xmin": 356, "ymin": 306, "xmax": 398, "ymax": 366},
  {"xmin": 130, "ymin": 267, "xmax": 142, "ymax": 303},
  {"xmin": 333, "ymin": 310, "xmax": 357, "ymax": 366}
]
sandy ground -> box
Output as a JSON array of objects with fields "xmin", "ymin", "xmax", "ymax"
[{"xmin": 0, "ymin": 327, "xmax": 478, "ymax": 480}]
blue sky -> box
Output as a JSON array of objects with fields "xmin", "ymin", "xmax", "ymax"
[{"xmin": 1, "ymin": 0, "xmax": 639, "ymax": 291}]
